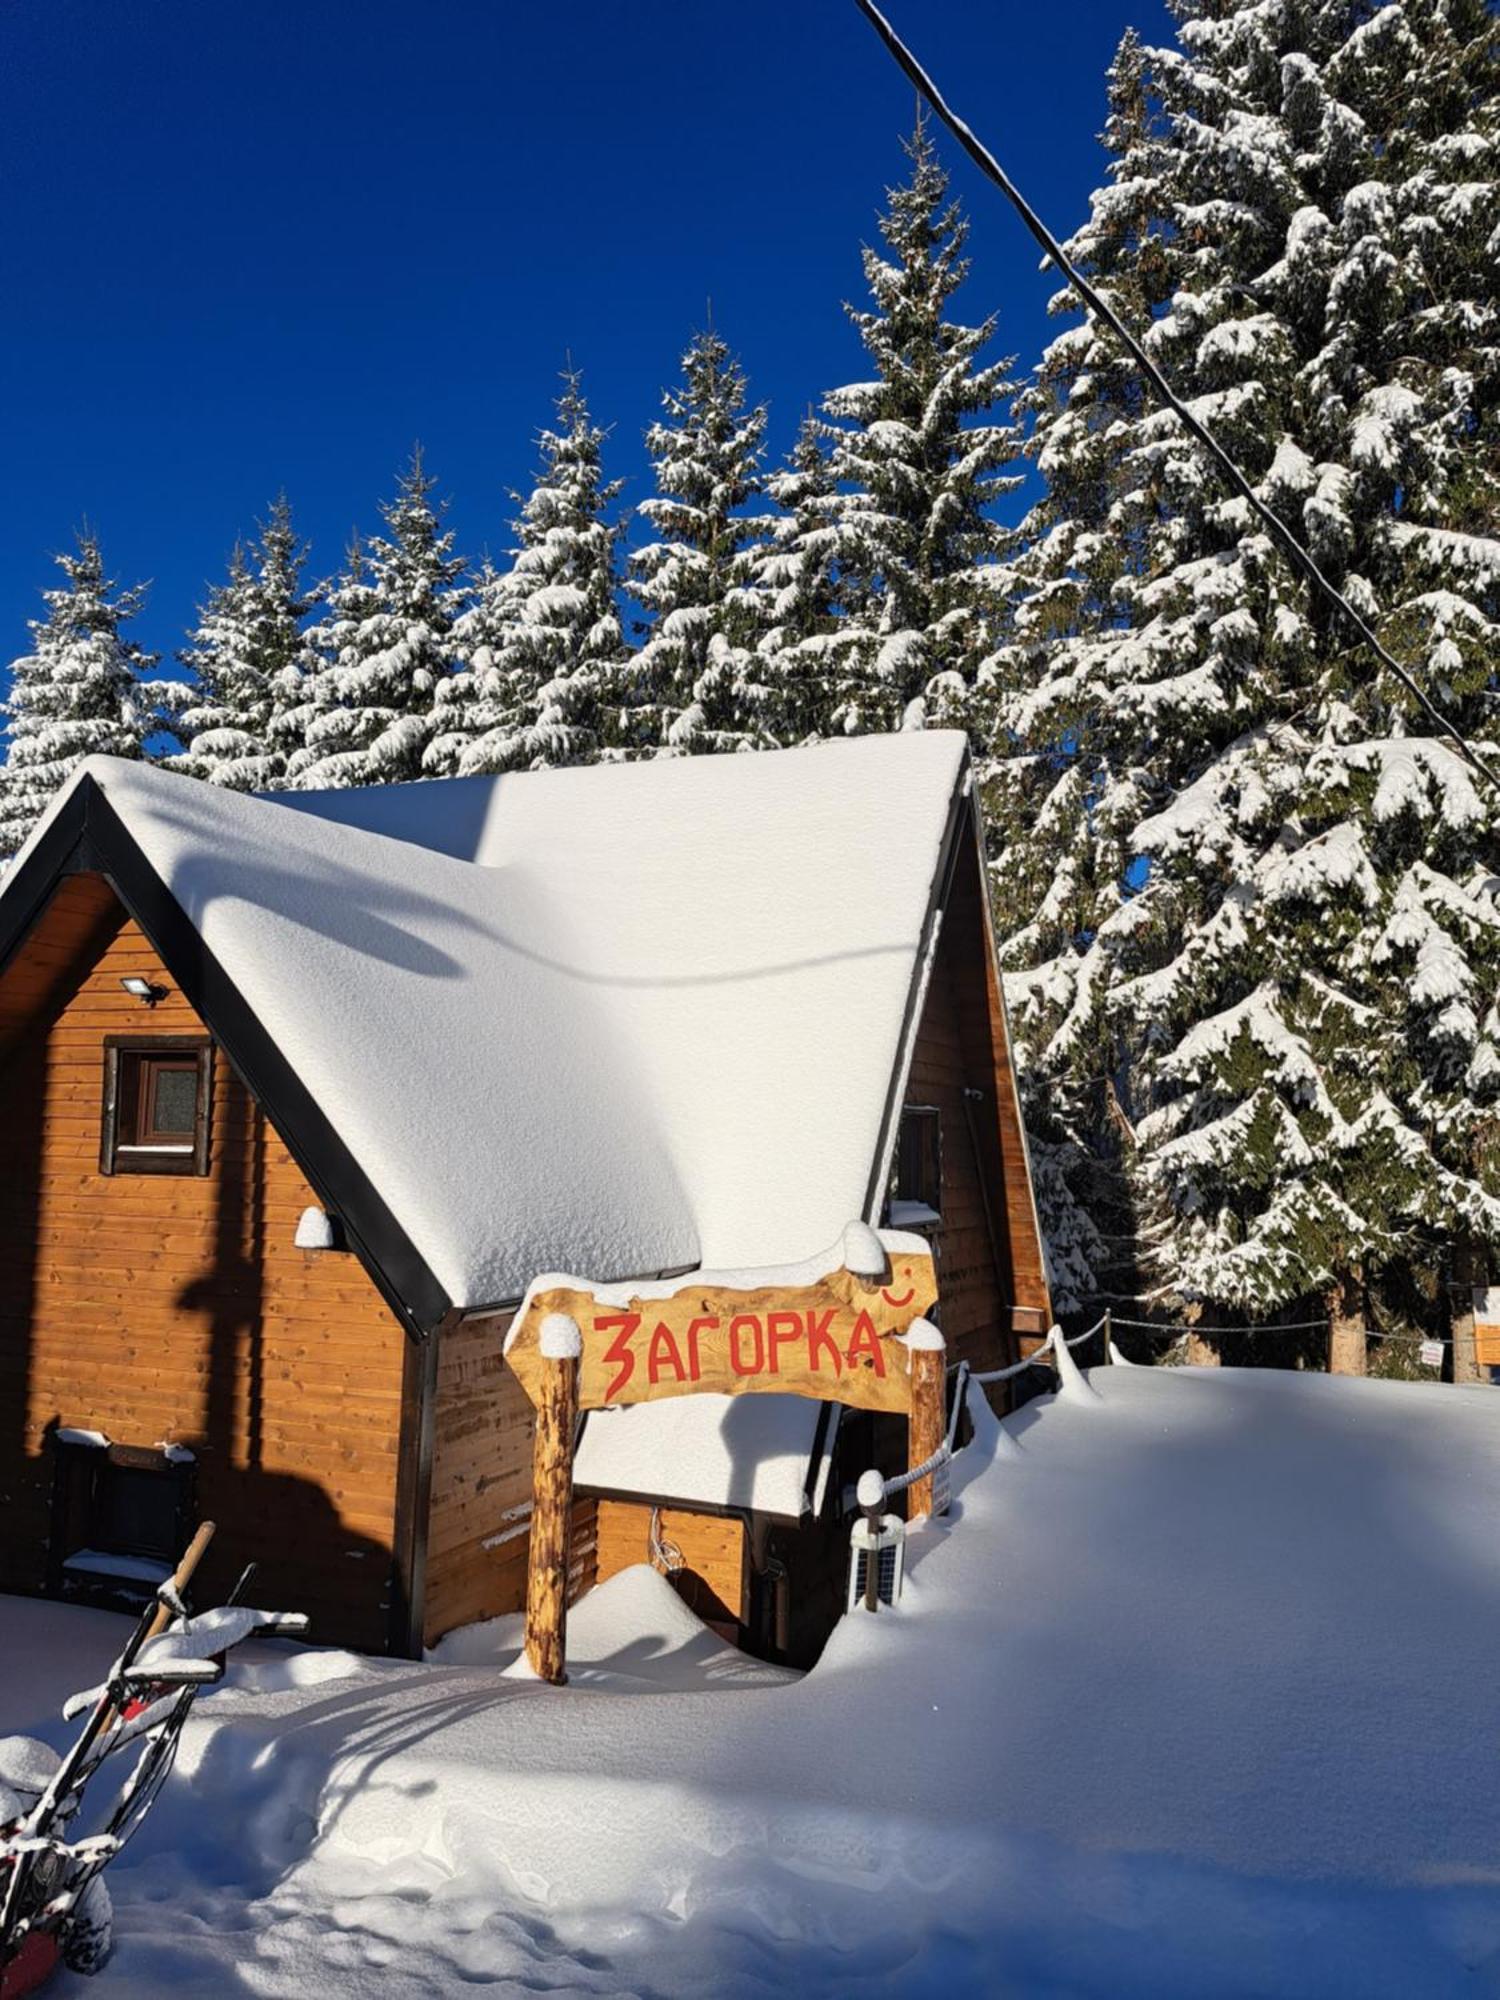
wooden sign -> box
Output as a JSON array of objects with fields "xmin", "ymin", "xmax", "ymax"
[
  {"xmin": 508, "ymin": 1223, "xmax": 945, "ymax": 1685},
  {"xmin": 505, "ymin": 1225, "xmax": 939, "ymax": 1418}
]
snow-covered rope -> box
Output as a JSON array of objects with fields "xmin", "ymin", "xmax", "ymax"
[
  {"xmin": 870, "ymin": 1318, "xmax": 1111, "ymax": 1507},
  {"xmin": 964, "ymin": 1315, "xmax": 1108, "ymax": 1384},
  {"xmin": 872, "ymin": 1360, "xmax": 974, "ymax": 1502},
  {"xmin": 850, "ymin": 0, "xmax": 1500, "ymax": 791}
]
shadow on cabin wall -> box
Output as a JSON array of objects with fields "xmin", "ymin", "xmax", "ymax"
[
  {"xmin": 0, "ymin": 1023, "xmax": 395, "ymax": 1653},
  {"xmin": 173, "ymin": 1075, "xmax": 395, "ymax": 1650},
  {"xmin": 0, "ymin": 1000, "xmax": 47, "ymax": 1576}
]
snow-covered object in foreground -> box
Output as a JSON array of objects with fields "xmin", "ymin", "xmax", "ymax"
[
  {"xmin": 12, "ymin": 732, "xmax": 967, "ymax": 1309},
  {"xmin": 8, "ymin": 1367, "xmax": 1496, "ymax": 1996}
]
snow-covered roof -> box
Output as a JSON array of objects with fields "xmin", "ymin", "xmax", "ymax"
[
  {"xmin": 574, "ymin": 1394, "xmax": 833, "ymax": 1519},
  {"xmin": 14, "ymin": 734, "xmax": 967, "ymax": 1313}
]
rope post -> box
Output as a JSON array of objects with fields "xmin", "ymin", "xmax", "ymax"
[
  {"xmin": 524, "ymin": 1313, "xmax": 581, "ymax": 1685},
  {"xmin": 855, "ymin": 1469, "xmax": 886, "ymax": 1612},
  {"xmin": 1103, "ymin": 1307, "xmax": 1113, "ymax": 1362},
  {"xmin": 906, "ymin": 1319, "xmax": 947, "ymax": 1521}
]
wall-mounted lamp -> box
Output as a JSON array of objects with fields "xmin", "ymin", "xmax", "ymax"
[{"xmin": 120, "ymin": 977, "xmax": 168, "ymax": 1006}]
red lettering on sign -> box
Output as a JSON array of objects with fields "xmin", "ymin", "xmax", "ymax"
[
  {"xmin": 845, "ymin": 1310, "xmax": 886, "ymax": 1376},
  {"xmin": 598, "ymin": 1314, "xmax": 642, "ymax": 1401},
  {"xmin": 881, "ymin": 1285, "xmax": 916, "ymax": 1309},
  {"xmin": 729, "ymin": 1314, "xmax": 765, "ymax": 1375},
  {"xmin": 806, "ymin": 1308, "xmax": 842, "ymax": 1376},
  {"xmin": 686, "ymin": 1315, "xmax": 718, "ymax": 1381},
  {"xmin": 647, "ymin": 1320, "xmax": 687, "ymax": 1384},
  {"xmin": 767, "ymin": 1310, "xmax": 802, "ymax": 1374}
]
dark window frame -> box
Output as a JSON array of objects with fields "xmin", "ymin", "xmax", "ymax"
[
  {"xmin": 47, "ymin": 1435, "xmax": 198, "ymax": 1602},
  {"xmin": 890, "ymin": 1103, "xmax": 942, "ymax": 1221},
  {"xmin": 100, "ymin": 1035, "xmax": 214, "ymax": 1176}
]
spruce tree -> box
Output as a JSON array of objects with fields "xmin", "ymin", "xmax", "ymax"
[
  {"xmin": 287, "ymin": 451, "xmax": 464, "ymax": 789},
  {"xmin": 0, "ymin": 533, "xmax": 161, "ymax": 860},
  {"xmin": 168, "ymin": 497, "xmax": 311, "ymax": 791},
  {"xmin": 627, "ymin": 329, "xmax": 774, "ymax": 755},
  {"xmin": 438, "ymin": 374, "xmax": 628, "ymax": 774},
  {"xmin": 747, "ymin": 413, "xmax": 845, "ymax": 745},
  {"xmin": 993, "ymin": 0, "xmax": 1500, "ymax": 1325},
  {"xmin": 817, "ymin": 118, "xmax": 1023, "ymax": 734}
]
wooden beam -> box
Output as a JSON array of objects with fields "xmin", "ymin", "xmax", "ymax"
[
  {"xmin": 906, "ymin": 1321, "xmax": 947, "ymax": 1522},
  {"xmin": 524, "ymin": 1313, "xmax": 581, "ymax": 1685}
]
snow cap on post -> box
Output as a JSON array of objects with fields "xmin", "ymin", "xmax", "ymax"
[
  {"xmin": 856, "ymin": 1468, "xmax": 887, "ymax": 1512},
  {"xmin": 842, "ymin": 1219, "xmax": 887, "ymax": 1278},
  {"xmin": 901, "ymin": 1317, "xmax": 945, "ymax": 1352},
  {"xmin": 539, "ymin": 1312, "xmax": 583, "ymax": 1361},
  {"xmin": 1051, "ymin": 1325, "xmax": 1102, "ymax": 1403}
]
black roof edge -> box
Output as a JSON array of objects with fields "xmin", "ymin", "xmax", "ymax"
[
  {"xmin": 0, "ymin": 773, "xmax": 451, "ymax": 1343},
  {"xmin": 860, "ymin": 740, "xmax": 973, "ymax": 1225}
]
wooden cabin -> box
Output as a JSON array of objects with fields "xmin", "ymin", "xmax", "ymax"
[{"xmin": 0, "ymin": 733, "xmax": 1051, "ymax": 1659}]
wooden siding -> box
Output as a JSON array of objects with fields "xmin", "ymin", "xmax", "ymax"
[
  {"xmin": 423, "ymin": 1312, "xmax": 596, "ymax": 1646},
  {"xmin": 902, "ymin": 813, "xmax": 1052, "ymax": 1380},
  {"xmin": 594, "ymin": 1500, "xmax": 748, "ymax": 1632},
  {"xmin": 0, "ymin": 881, "xmax": 408, "ymax": 1651}
]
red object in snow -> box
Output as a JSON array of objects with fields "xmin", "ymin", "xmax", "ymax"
[{"xmin": 0, "ymin": 1925, "xmax": 61, "ymax": 2000}]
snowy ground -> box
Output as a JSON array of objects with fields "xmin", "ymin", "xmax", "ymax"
[{"xmin": 7, "ymin": 1363, "xmax": 1500, "ymax": 1997}]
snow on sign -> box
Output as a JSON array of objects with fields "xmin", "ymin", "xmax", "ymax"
[{"xmin": 505, "ymin": 1223, "xmax": 939, "ymax": 1418}]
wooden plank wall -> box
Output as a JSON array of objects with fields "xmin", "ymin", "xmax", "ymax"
[
  {"xmin": 903, "ymin": 815, "xmax": 1052, "ymax": 1377},
  {"xmin": 423, "ymin": 1312, "xmax": 596, "ymax": 1646},
  {"xmin": 0, "ymin": 884, "xmax": 408, "ymax": 1650},
  {"xmin": 906, "ymin": 923, "xmax": 1009, "ymax": 1375},
  {"xmin": 593, "ymin": 1500, "xmax": 748, "ymax": 1632}
]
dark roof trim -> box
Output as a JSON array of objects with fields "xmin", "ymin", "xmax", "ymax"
[
  {"xmin": 0, "ymin": 775, "xmax": 451, "ymax": 1341},
  {"xmin": 861, "ymin": 741, "xmax": 973, "ymax": 1225}
]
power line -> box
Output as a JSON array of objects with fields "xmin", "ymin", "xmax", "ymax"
[{"xmin": 851, "ymin": 0, "xmax": 1499, "ymax": 791}]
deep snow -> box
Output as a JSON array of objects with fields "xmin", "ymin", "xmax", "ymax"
[{"xmin": 6, "ymin": 1363, "xmax": 1500, "ymax": 1997}]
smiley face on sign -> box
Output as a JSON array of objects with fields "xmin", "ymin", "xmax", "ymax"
[{"xmin": 504, "ymin": 1224, "xmax": 939, "ymax": 1418}]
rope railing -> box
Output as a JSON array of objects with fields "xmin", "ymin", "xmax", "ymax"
[
  {"xmin": 874, "ymin": 1316, "xmax": 1112, "ymax": 1506},
  {"xmin": 1108, "ymin": 1313, "xmax": 1453, "ymax": 1348}
]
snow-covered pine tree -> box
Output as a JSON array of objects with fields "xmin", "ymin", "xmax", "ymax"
[
  {"xmin": 745, "ymin": 413, "xmax": 845, "ymax": 746},
  {"xmin": 436, "ymin": 373, "xmax": 628, "ymax": 775},
  {"xmin": 627, "ymin": 329, "xmax": 774, "ymax": 755},
  {"xmin": 167, "ymin": 497, "xmax": 311, "ymax": 791},
  {"xmin": 816, "ymin": 117, "xmax": 1023, "ymax": 736},
  {"xmin": 992, "ymin": 0, "xmax": 1500, "ymax": 1331},
  {"xmin": 286, "ymin": 451, "xmax": 464, "ymax": 789},
  {"xmin": 0, "ymin": 533, "xmax": 162, "ymax": 861}
]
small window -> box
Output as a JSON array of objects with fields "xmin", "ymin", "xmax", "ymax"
[
  {"xmin": 889, "ymin": 1105, "xmax": 942, "ymax": 1226},
  {"xmin": 101, "ymin": 1037, "xmax": 213, "ymax": 1176},
  {"xmin": 49, "ymin": 1437, "xmax": 197, "ymax": 1603}
]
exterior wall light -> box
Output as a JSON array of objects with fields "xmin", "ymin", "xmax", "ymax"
[{"xmin": 120, "ymin": 977, "xmax": 168, "ymax": 1006}]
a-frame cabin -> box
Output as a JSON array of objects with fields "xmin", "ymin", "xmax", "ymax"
[{"xmin": 0, "ymin": 733, "xmax": 1050, "ymax": 1660}]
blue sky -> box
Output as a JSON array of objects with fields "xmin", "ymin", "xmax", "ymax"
[{"xmin": 1, "ymin": 0, "xmax": 1174, "ymax": 672}]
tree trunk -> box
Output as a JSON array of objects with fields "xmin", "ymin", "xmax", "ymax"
[
  {"xmin": 1449, "ymin": 1238, "xmax": 1483, "ymax": 1386},
  {"xmin": 524, "ymin": 1329, "xmax": 581, "ymax": 1685},
  {"xmin": 1185, "ymin": 1323, "xmax": 1219, "ymax": 1368},
  {"xmin": 1327, "ymin": 1269, "xmax": 1366, "ymax": 1376}
]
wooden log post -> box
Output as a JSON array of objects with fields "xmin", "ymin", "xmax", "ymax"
[
  {"xmin": 906, "ymin": 1319, "xmax": 947, "ymax": 1522},
  {"xmin": 1327, "ymin": 1269, "xmax": 1366, "ymax": 1377},
  {"xmin": 524, "ymin": 1312, "xmax": 582, "ymax": 1685}
]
